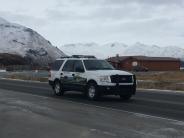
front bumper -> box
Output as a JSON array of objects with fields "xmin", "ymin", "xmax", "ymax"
[
  {"xmin": 98, "ymin": 84, "xmax": 136, "ymax": 95},
  {"xmin": 98, "ymin": 75, "xmax": 136, "ymax": 95}
]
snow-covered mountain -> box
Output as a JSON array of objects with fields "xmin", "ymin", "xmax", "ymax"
[
  {"xmin": 61, "ymin": 42, "xmax": 184, "ymax": 59},
  {"xmin": 0, "ymin": 17, "xmax": 66, "ymax": 66}
]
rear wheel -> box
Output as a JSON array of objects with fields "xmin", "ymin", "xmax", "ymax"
[
  {"xmin": 87, "ymin": 83, "xmax": 100, "ymax": 100},
  {"xmin": 54, "ymin": 81, "xmax": 64, "ymax": 96},
  {"xmin": 120, "ymin": 94, "xmax": 132, "ymax": 100}
]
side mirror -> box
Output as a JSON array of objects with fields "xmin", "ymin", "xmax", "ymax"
[{"xmin": 76, "ymin": 67, "xmax": 85, "ymax": 73}]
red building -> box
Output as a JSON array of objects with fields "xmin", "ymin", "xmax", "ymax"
[{"xmin": 107, "ymin": 56, "xmax": 181, "ymax": 71}]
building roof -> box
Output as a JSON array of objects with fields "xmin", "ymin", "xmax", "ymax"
[{"xmin": 108, "ymin": 56, "xmax": 180, "ymax": 63}]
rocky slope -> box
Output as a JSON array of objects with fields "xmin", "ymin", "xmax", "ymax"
[{"xmin": 0, "ymin": 17, "xmax": 66, "ymax": 66}]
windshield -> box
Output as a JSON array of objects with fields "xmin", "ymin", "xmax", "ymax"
[{"xmin": 83, "ymin": 60, "xmax": 114, "ymax": 70}]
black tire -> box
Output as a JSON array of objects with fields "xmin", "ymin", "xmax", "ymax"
[
  {"xmin": 86, "ymin": 82, "xmax": 100, "ymax": 100},
  {"xmin": 120, "ymin": 94, "xmax": 132, "ymax": 100},
  {"xmin": 53, "ymin": 81, "xmax": 64, "ymax": 96}
]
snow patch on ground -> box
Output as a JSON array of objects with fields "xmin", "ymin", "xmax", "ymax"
[{"xmin": 0, "ymin": 70, "xmax": 6, "ymax": 72}]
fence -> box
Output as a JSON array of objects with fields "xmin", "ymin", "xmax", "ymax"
[{"xmin": 5, "ymin": 65, "xmax": 49, "ymax": 71}]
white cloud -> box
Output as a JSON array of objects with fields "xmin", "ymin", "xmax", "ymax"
[{"xmin": 0, "ymin": 0, "xmax": 183, "ymax": 47}]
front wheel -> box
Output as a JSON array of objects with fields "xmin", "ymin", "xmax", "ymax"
[
  {"xmin": 54, "ymin": 81, "xmax": 64, "ymax": 96},
  {"xmin": 120, "ymin": 94, "xmax": 132, "ymax": 100},
  {"xmin": 86, "ymin": 83, "xmax": 100, "ymax": 100}
]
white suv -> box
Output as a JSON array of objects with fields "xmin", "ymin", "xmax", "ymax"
[{"xmin": 49, "ymin": 55, "xmax": 136, "ymax": 100}]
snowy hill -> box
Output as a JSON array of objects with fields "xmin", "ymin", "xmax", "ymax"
[
  {"xmin": 61, "ymin": 42, "xmax": 184, "ymax": 59},
  {"xmin": 0, "ymin": 17, "xmax": 66, "ymax": 66}
]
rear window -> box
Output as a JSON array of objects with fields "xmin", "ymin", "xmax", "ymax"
[{"xmin": 51, "ymin": 60, "xmax": 64, "ymax": 71}]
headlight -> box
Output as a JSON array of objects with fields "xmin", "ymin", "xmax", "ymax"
[{"xmin": 99, "ymin": 76, "xmax": 110, "ymax": 82}]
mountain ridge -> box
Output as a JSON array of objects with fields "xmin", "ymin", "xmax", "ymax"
[
  {"xmin": 0, "ymin": 17, "xmax": 66, "ymax": 66},
  {"xmin": 61, "ymin": 42, "xmax": 184, "ymax": 59}
]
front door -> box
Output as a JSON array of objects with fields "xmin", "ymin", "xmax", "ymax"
[
  {"xmin": 73, "ymin": 60, "xmax": 87, "ymax": 91},
  {"xmin": 61, "ymin": 60, "xmax": 76, "ymax": 90}
]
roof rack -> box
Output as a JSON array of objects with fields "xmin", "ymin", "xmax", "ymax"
[
  {"xmin": 72, "ymin": 55, "xmax": 96, "ymax": 58},
  {"xmin": 60, "ymin": 55, "xmax": 96, "ymax": 59},
  {"xmin": 60, "ymin": 56, "xmax": 71, "ymax": 58}
]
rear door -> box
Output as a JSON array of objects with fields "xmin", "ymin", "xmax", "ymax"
[{"xmin": 61, "ymin": 60, "xmax": 76, "ymax": 90}]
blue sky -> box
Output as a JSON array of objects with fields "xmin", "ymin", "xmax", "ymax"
[{"xmin": 0, "ymin": 0, "xmax": 184, "ymax": 47}]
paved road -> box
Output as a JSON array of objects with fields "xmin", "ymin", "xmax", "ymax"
[
  {"xmin": 0, "ymin": 79, "xmax": 184, "ymax": 122},
  {"xmin": 1, "ymin": 89, "xmax": 184, "ymax": 138}
]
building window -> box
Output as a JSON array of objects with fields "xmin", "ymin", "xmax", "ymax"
[{"xmin": 132, "ymin": 61, "xmax": 138, "ymax": 67}]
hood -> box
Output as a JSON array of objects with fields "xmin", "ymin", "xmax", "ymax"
[{"xmin": 86, "ymin": 70, "xmax": 133, "ymax": 76}]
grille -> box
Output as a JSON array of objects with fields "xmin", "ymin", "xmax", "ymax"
[{"xmin": 110, "ymin": 75, "xmax": 133, "ymax": 83}]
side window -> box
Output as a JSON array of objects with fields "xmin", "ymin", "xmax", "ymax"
[
  {"xmin": 74, "ymin": 60, "xmax": 85, "ymax": 72},
  {"xmin": 51, "ymin": 60, "xmax": 64, "ymax": 71},
  {"xmin": 62, "ymin": 60, "xmax": 75, "ymax": 72}
]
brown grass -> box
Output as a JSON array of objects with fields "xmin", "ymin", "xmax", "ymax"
[
  {"xmin": 136, "ymin": 71, "xmax": 184, "ymax": 91},
  {"xmin": 6, "ymin": 74, "xmax": 48, "ymax": 82},
  {"xmin": 136, "ymin": 71, "xmax": 184, "ymax": 82},
  {"xmin": 138, "ymin": 81, "xmax": 184, "ymax": 91}
]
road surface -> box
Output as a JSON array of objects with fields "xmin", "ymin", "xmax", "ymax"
[
  {"xmin": 0, "ymin": 79, "xmax": 184, "ymax": 121},
  {"xmin": 0, "ymin": 79, "xmax": 184, "ymax": 138}
]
